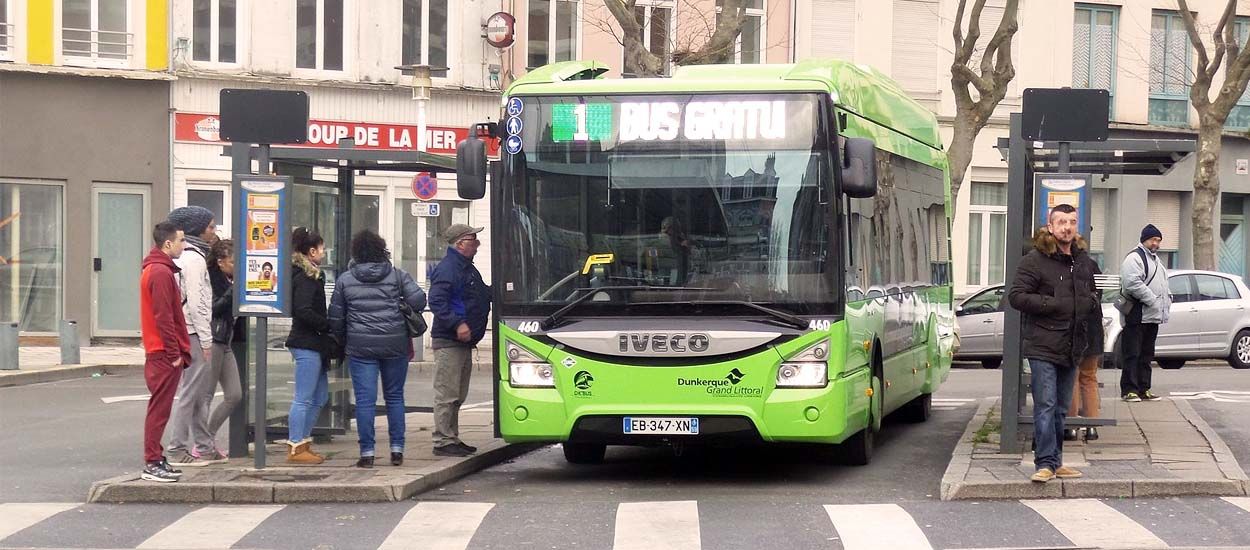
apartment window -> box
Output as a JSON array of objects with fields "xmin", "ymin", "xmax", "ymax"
[
  {"xmin": 966, "ymin": 182, "xmax": 1007, "ymax": 289},
  {"xmin": 624, "ymin": 1, "xmax": 672, "ymax": 76},
  {"xmin": 892, "ymin": 0, "xmax": 939, "ymax": 93},
  {"xmin": 1227, "ymin": 18, "xmax": 1250, "ymax": 128},
  {"xmin": 192, "ymin": 0, "xmax": 237, "ymax": 63},
  {"xmin": 1, "ymin": 0, "xmax": 12, "ymax": 60},
  {"xmin": 0, "ymin": 181, "xmax": 64, "ymax": 333},
  {"xmin": 527, "ymin": 0, "xmax": 578, "ymax": 69},
  {"xmin": 1072, "ymin": 5, "xmax": 1117, "ymax": 108},
  {"xmin": 1149, "ymin": 11, "xmax": 1190, "ymax": 126},
  {"xmin": 63, "ymin": 0, "xmax": 130, "ymax": 64},
  {"xmin": 296, "ymin": 0, "xmax": 344, "ymax": 71},
  {"xmin": 401, "ymin": 0, "xmax": 448, "ymax": 77},
  {"xmin": 716, "ymin": 0, "xmax": 765, "ymax": 64}
]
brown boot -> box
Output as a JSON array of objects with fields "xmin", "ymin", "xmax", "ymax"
[
  {"xmin": 287, "ymin": 440, "xmax": 324, "ymax": 465},
  {"xmin": 299, "ymin": 438, "xmax": 325, "ymax": 461}
]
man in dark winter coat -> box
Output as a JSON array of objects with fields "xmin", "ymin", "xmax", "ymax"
[
  {"xmin": 428, "ymin": 223, "xmax": 492, "ymax": 457},
  {"xmin": 1008, "ymin": 204, "xmax": 1100, "ymax": 484}
]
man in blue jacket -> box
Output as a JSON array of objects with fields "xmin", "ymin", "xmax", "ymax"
[{"xmin": 429, "ymin": 223, "xmax": 492, "ymax": 457}]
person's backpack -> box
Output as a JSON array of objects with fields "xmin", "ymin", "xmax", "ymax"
[{"xmin": 1113, "ymin": 247, "xmax": 1154, "ymax": 320}]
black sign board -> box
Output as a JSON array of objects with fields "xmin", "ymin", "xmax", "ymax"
[
  {"xmin": 219, "ymin": 89, "xmax": 310, "ymax": 144},
  {"xmin": 1021, "ymin": 88, "xmax": 1110, "ymax": 142}
]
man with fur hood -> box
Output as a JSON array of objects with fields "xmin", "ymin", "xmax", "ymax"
[{"xmin": 1008, "ymin": 204, "xmax": 1100, "ymax": 483}]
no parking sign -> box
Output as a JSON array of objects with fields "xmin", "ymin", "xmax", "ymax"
[{"xmin": 412, "ymin": 172, "xmax": 438, "ymax": 200}]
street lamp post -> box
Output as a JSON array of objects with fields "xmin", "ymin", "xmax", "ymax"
[{"xmin": 397, "ymin": 64, "xmax": 433, "ymax": 153}]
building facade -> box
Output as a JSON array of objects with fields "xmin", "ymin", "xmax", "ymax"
[
  {"xmin": 1, "ymin": 0, "xmax": 172, "ymax": 341},
  {"xmin": 797, "ymin": 0, "xmax": 1250, "ymax": 295}
]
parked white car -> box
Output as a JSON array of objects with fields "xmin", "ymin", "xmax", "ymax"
[{"xmin": 954, "ymin": 270, "xmax": 1250, "ymax": 370}]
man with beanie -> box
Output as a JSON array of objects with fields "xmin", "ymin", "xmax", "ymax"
[
  {"xmin": 428, "ymin": 223, "xmax": 492, "ymax": 457},
  {"xmin": 1119, "ymin": 223, "xmax": 1172, "ymax": 402},
  {"xmin": 139, "ymin": 222, "xmax": 191, "ymax": 482},
  {"xmin": 164, "ymin": 205, "xmax": 227, "ymax": 466}
]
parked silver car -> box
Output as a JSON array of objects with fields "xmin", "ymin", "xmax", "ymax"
[{"xmin": 954, "ymin": 270, "xmax": 1250, "ymax": 370}]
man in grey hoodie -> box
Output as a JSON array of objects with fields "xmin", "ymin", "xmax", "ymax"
[
  {"xmin": 1119, "ymin": 224, "xmax": 1172, "ymax": 403},
  {"xmin": 165, "ymin": 206, "xmax": 227, "ymax": 466}
]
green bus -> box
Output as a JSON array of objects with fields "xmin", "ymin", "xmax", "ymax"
[{"xmin": 455, "ymin": 59, "xmax": 955, "ymax": 465}]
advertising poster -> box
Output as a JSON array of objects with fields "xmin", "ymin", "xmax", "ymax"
[
  {"xmin": 1034, "ymin": 173, "xmax": 1092, "ymax": 237},
  {"xmin": 232, "ymin": 175, "xmax": 292, "ymax": 316}
]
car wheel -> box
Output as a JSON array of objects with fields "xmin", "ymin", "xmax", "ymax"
[
  {"xmin": 1230, "ymin": 329, "xmax": 1250, "ymax": 370},
  {"xmin": 562, "ymin": 442, "xmax": 606, "ymax": 464},
  {"xmin": 1158, "ymin": 359, "xmax": 1185, "ymax": 370},
  {"xmin": 981, "ymin": 358, "xmax": 1002, "ymax": 369}
]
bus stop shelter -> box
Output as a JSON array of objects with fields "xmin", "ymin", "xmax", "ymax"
[
  {"xmin": 993, "ymin": 111, "xmax": 1195, "ymax": 453},
  {"xmin": 221, "ymin": 140, "xmax": 458, "ymax": 459}
]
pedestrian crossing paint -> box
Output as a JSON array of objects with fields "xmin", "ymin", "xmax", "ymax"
[
  {"xmin": 136, "ymin": 505, "xmax": 283, "ymax": 549},
  {"xmin": 0, "ymin": 503, "xmax": 76, "ymax": 541},
  {"xmin": 933, "ymin": 398, "xmax": 977, "ymax": 410},
  {"xmin": 614, "ymin": 501, "xmax": 700, "ymax": 550},
  {"xmin": 377, "ymin": 502, "xmax": 494, "ymax": 550},
  {"xmin": 825, "ymin": 503, "xmax": 934, "ymax": 550},
  {"xmin": 1021, "ymin": 499, "xmax": 1168, "ymax": 549},
  {"xmin": 1223, "ymin": 496, "xmax": 1250, "ymax": 514}
]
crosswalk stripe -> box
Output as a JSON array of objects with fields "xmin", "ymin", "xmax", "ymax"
[
  {"xmin": 378, "ymin": 502, "xmax": 494, "ymax": 550},
  {"xmin": 824, "ymin": 504, "xmax": 933, "ymax": 550},
  {"xmin": 0, "ymin": 503, "xmax": 78, "ymax": 541},
  {"xmin": 614, "ymin": 501, "xmax": 700, "ymax": 550},
  {"xmin": 1223, "ymin": 496, "xmax": 1250, "ymax": 514},
  {"xmin": 137, "ymin": 505, "xmax": 283, "ymax": 549},
  {"xmin": 1021, "ymin": 499, "xmax": 1167, "ymax": 549}
]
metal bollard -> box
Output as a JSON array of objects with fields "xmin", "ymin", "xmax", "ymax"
[
  {"xmin": 60, "ymin": 320, "xmax": 81, "ymax": 365},
  {"xmin": 412, "ymin": 334, "xmax": 424, "ymax": 362},
  {"xmin": 1, "ymin": 323, "xmax": 17, "ymax": 370}
]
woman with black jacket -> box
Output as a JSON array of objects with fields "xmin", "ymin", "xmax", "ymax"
[
  {"xmin": 205, "ymin": 239, "xmax": 242, "ymax": 458},
  {"xmin": 285, "ymin": 228, "xmax": 332, "ymax": 464}
]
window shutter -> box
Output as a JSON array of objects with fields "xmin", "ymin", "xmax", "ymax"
[
  {"xmin": 1146, "ymin": 190, "xmax": 1181, "ymax": 250},
  {"xmin": 811, "ymin": 0, "xmax": 856, "ymax": 60},
  {"xmin": 892, "ymin": 0, "xmax": 939, "ymax": 93},
  {"xmin": 1089, "ymin": 188, "xmax": 1107, "ymax": 251}
]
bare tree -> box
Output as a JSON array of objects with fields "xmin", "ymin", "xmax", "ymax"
[
  {"xmin": 1176, "ymin": 0, "xmax": 1250, "ymax": 270},
  {"xmin": 591, "ymin": 0, "xmax": 756, "ymax": 77},
  {"xmin": 948, "ymin": 0, "xmax": 1020, "ymax": 203}
]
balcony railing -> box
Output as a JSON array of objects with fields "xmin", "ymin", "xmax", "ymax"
[
  {"xmin": 0, "ymin": 23, "xmax": 14, "ymax": 60},
  {"xmin": 62, "ymin": 27, "xmax": 133, "ymax": 65}
]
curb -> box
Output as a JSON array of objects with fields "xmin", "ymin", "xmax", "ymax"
[
  {"xmin": 88, "ymin": 441, "xmax": 542, "ymax": 504},
  {"xmin": 0, "ymin": 363, "xmax": 142, "ymax": 387},
  {"xmin": 940, "ymin": 397, "xmax": 995, "ymax": 501},
  {"xmin": 1172, "ymin": 398, "xmax": 1250, "ymax": 481}
]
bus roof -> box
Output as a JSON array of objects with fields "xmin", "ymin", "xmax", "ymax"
[{"xmin": 505, "ymin": 60, "xmax": 943, "ymax": 150}]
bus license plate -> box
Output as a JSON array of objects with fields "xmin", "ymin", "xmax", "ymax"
[{"xmin": 622, "ymin": 417, "xmax": 699, "ymax": 435}]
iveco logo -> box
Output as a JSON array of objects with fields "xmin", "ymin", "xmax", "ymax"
[{"xmin": 618, "ymin": 333, "xmax": 711, "ymax": 354}]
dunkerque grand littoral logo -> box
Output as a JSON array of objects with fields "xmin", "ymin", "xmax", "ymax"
[
  {"xmin": 725, "ymin": 368, "xmax": 745, "ymax": 385},
  {"xmin": 574, "ymin": 371, "xmax": 594, "ymax": 390}
]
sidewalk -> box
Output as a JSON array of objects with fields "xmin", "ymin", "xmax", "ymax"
[
  {"xmin": 89, "ymin": 405, "xmax": 538, "ymax": 503},
  {"xmin": 941, "ymin": 397, "xmax": 1250, "ymax": 499},
  {"xmin": 0, "ymin": 347, "xmax": 147, "ymax": 387}
]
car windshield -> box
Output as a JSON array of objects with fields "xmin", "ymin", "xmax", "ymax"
[{"xmin": 496, "ymin": 93, "xmax": 837, "ymax": 316}]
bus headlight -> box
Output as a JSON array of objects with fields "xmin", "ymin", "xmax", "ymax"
[
  {"xmin": 507, "ymin": 343, "xmax": 555, "ymax": 388},
  {"xmin": 777, "ymin": 363, "xmax": 828, "ymax": 388}
]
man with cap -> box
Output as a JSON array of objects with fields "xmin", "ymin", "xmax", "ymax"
[
  {"xmin": 428, "ymin": 223, "xmax": 492, "ymax": 457},
  {"xmin": 164, "ymin": 205, "xmax": 227, "ymax": 466},
  {"xmin": 1119, "ymin": 223, "xmax": 1172, "ymax": 403}
]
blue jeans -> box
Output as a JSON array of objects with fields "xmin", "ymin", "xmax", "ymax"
[
  {"xmin": 1030, "ymin": 358, "xmax": 1077, "ymax": 471},
  {"xmin": 349, "ymin": 355, "xmax": 410, "ymax": 456},
  {"xmin": 288, "ymin": 348, "xmax": 329, "ymax": 443}
]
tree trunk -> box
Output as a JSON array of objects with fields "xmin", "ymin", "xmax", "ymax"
[
  {"xmin": 1192, "ymin": 120, "xmax": 1222, "ymax": 270},
  {"xmin": 946, "ymin": 109, "xmax": 982, "ymax": 205}
]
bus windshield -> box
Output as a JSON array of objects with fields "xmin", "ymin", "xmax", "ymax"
[{"xmin": 498, "ymin": 93, "xmax": 837, "ymax": 316}]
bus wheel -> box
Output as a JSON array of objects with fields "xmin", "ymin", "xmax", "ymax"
[
  {"xmin": 840, "ymin": 426, "xmax": 874, "ymax": 466},
  {"xmin": 901, "ymin": 393, "xmax": 931, "ymax": 423},
  {"xmin": 562, "ymin": 442, "xmax": 606, "ymax": 464}
]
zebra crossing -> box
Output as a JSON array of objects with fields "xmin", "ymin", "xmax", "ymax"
[
  {"xmin": 3, "ymin": 497, "xmax": 1249, "ymax": 549},
  {"xmin": 932, "ymin": 398, "xmax": 977, "ymax": 411}
]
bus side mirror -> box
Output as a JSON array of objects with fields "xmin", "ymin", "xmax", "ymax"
[
  {"xmin": 456, "ymin": 137, "xmax": 487, "ymax": 200},
  {"xmin": 841, "ymin": 137, "xmax": 877, "ymax": 198}
]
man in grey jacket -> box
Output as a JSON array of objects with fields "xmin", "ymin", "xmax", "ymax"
[
  {"xmin": 165, "ymin": 206, "xmax": 226, "ymax": 466},
  {"xmin": 1119, "ymin": 224, "xmax": 1172, "ymax": 403}
]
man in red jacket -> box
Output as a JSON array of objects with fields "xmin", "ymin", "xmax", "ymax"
[{"xmin": 139, "ymin": 222, "xmax": 192, "ymax": 482}]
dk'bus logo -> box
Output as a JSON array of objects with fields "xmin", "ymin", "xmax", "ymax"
[{"xmin": 574, "ymin": 371, "xmax": 594, "ymax": 390}]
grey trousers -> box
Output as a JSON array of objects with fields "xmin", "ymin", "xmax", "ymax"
[
  {"xmin": 167, "ymin": 336, "xmax": 217, "ymax": 454},
  {"xmin": 433, "ymin": 346, "xmax": 473, "ymax": 448},
  {"xmin": 205, "ymin": 343, "xmax": 243, "ymax": 441}
]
